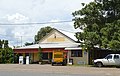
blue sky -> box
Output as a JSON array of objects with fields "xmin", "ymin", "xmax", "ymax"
[{"xmin": 0, "ymin": 0, "xmax": 93, "ymax": 47}]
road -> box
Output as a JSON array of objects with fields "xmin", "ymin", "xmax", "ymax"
[
  {"xmin": 0, "ymin": 64, "xmax": 119, "ymax": 76},
  {"xmin": 0, "ymin": 71, "xmax": 97, "ymax": 76}
]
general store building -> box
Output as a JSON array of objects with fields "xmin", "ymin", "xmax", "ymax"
[{"xmin": 14, "ymin": 29, "xmax": 88, "ymax": 65}]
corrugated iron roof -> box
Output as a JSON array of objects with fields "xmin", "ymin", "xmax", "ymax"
[
  {"xmin": 56, "ymin": 29, "xmax": 78, "ymax": 42},
  {"xmin": 14, "ymin": 43, "xmax": 80, "ymax": 49},
  {"xmin": 65, "ymin": 47, "xmax": 82, "ymax": 50}
]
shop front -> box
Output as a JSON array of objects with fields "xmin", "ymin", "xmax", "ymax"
[{"xmin": 14, "ymin": 47, "xmax": 68, "ymax": 64}]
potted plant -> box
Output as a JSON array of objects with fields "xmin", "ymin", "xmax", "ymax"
[{"xmin": 38, "ymin": 46, "xmax": 42, "ymax": 64}]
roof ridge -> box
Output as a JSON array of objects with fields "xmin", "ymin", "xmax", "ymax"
[
  {"xmin": 55, "ymin": 29, "xmax": 77, "ymax": 42},
  {"xmin": 54, "ymin": 28, "xmax": 76, "ymax": 33}
]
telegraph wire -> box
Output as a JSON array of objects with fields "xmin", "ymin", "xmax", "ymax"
[
  {"xmin": 0, "ymin": 20, "xmax": 75, "ymax": 46},
  {"xmin": 0, "ymin": 20, "xmax": 73, "ymax": 26},
  {"xmin": 0, "ymin": 34, "xmax": 33, "ymax": 38}
]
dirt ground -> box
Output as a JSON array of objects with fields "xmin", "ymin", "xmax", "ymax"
[{"xmin": 0, "ymin": 64, "xmax": 120, "ymax": 76}]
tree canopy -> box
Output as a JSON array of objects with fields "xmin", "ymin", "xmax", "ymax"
[
  {"xmin": 72, "ymin": 0, "xmax": 120, "ymax": 51},
  {"xmin": 34, "ymin": 26, "xmax": 53, "ymax": 43},
  {"xmin": 0, "ymin": 39, "xmax": 13, "ymax": 63},
  {"xmin": 25, "ymin": 42, "xmax": 33, "ymax": 46},
  {"xmin": 0, "ymin": 40, "xmax": 9, "ymax": 48}
]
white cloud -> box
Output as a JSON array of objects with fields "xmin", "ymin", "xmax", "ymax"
[
  {"xmin": 0, "ymin": 0, "xmax": 93, "ymax": 46},
  {"xmin": 5, "ymin": 13, "xmax": 29, "ymax": 23}
]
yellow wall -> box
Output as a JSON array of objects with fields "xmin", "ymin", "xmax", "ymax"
[
  {"xmin": 33, "ymin": 53, "xmax": 39, "ymax": 62},
  {"xmin": 47, "ymin": 37, "xmax": 65, "ymax": 42},
  {"xmin": 40, "ymin": 30, "xmax": 75, "ymax": 43},
  {"xmin": 22, "ymin": 53, "xmax": 25, "ymax": 58}
]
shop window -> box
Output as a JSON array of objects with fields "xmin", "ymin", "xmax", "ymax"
[
  {"xmin": 42, "ymin": 53, "xmax": 48, "ymax": 60},
  {"xmin": 71, "ymin": 50, "xmax": 82, "ymax": 57}
]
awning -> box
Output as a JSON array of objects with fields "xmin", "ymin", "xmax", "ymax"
[
  {"xmin": 65, "ymin": 47, "xmax": 82, "ymax": 50},
  {"xmin": 14, "ymin": 49, "xmax": 38, "ymax": 53},
  {"xmin": 14, "ymin": 43, "xmax": 80, "ymax": 49}
]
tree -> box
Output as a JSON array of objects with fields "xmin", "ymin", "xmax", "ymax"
[
  {"xmin": 72, "ymin": 0, "xmax": 120, "ymax": 51},
  {"xmin": 0, "ymin": 40, "xmax": 14, "ymax": 63},
  {"xmin": 38, "ymin": 46, "xmax": 43, "ymax": 64},
  {"xmin": 3, "ymin": 40, "xmax": 9, "ymax": 48},
  {"xmin": 25, "ymin": 42, "xmax": 33, "ymax": 46},
  {"xmin": 34, "ymin": 26, "xmax": 53, "ymax": 43},
  {"xmin": 38, "ymin": 46, "xmax": 42, "ymax": 62},
  {"xmin": 0, "ymin": 40, "xmax": 2, "ymax": 48},
  {"xmin": 1, "ymin": 48, "xmax": 14, "ymax": 63}
]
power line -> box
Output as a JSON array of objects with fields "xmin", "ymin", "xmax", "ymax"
[
  {"xmin": 0, "ymin": 20, "xmax": 73, "ymax": 26},
  {"xmin": 0, "ymin": 34, "xmax": 33, "ymax": 37}
]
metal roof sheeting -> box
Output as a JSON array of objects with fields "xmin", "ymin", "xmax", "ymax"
[
  {"xmin": 14, "ymin": 43, "xmax": 80, "ymax": 49},
  {"xmin": 57, "ymin": 29, "xmax": 78, "ymax": 41},
  {"xmin": 65, "ymin": 47, "xmax": 82, "ymax": 50}
]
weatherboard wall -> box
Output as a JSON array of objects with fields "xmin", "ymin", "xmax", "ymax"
[{"xmin": 40, "ymin": 29, "xmax": 76, "ymax": 43}]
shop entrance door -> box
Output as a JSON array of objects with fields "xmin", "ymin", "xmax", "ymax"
[{"xmin": 49, "ymin": 52, "xmax": 52, "ymax": 63}]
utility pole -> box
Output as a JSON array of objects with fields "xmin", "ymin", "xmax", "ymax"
[{"xmin": 21, "ymin": 36, "xmax": 22, "ymax": 47}]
